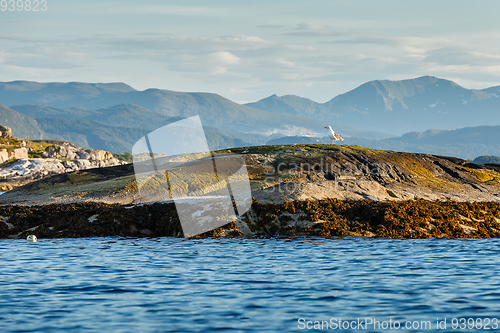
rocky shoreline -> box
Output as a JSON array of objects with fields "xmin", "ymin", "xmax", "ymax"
[{"xmin": 2, "ymin": 144, "xmax": 500, "ymax": 239}]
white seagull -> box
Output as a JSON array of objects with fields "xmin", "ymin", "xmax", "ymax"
[{"xmin": 324, "ymin": 126, "xmax": 344, "ymax": 144}]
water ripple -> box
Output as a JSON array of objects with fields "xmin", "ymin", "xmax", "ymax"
[{"xmin": 1, "ymin": 237, "xmax": 500, "ymax": 332}]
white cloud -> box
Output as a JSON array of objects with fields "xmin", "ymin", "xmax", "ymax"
[
  {"xmin": 207, "ymin": 51, "xmax": 241, "ymax": 65},
  {"xmin": 275, "ymin": 58, "xmax": 295, "ymax": 68},
  {"xmin": 204, "ymin": 51, "xmax": 241, "ymax": 75}
]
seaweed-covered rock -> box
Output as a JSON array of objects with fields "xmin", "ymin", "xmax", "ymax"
[{"xmin": 1, "ymin": 199, "xmax": 500, "ymax": 239}]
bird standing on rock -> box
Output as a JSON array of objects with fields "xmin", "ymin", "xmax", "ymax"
[{"xmin": 324, "ymin": 126, "xmax": 344, "ymax": 144}]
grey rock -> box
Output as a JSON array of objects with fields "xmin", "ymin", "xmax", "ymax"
[{"xmin": 0, "ymin": 143, "xmax": 124, "ymax": 190}]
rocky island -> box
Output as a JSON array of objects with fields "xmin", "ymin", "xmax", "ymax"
[
  {"xmin": 1, "ymin": 141, "xmax": 500, "ymax": 239},
  {"xmin": 0, "ymin": 126, "xmax": 124, "ymax": 191}
]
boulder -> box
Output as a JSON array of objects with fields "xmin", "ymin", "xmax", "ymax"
[
  {"xmin": 12, "ymin": 148, "xmax": 28, "ymax": 159},
  {"xmin": 0, "ymin": 125, "xmax": 12, "ymax": 139},
  {"xmin": 41, "ymin": 147, "xmax": 57, "ymax": 158},
  {"xmin": 74, "ymin": 159, "xmax": 92, "ymax": 169},
  {"xmin": 76, "ymin": 150, "xmax": 92, "ymax": 160},
  {"xmin": 94, "ymin": 150, "xmax": 114, "ymax": 161},
  {"xmin": 57, "ymin": 146, "xmax": 78, "ymax": 160},
  {"xmin": 0, "ymin": 148, "xmax": 28, "ymax": 163},
  {"xmin": 0, "ymin": 149, "xmax": 8, "ymax": 163}
]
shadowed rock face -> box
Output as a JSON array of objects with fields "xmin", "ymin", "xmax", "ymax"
[{"xmin": 1, "ymin": 144, "xmax": 500, "ymax": 239}]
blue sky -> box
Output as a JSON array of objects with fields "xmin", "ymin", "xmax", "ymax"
[{"xmin": 1, "ymin": 0, "xmax": 500, "ymax": 102}]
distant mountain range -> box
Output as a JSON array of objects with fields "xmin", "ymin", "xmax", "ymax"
[
  {"xmin": 247, "ymin": 76, "xmax": 500, "ymax": 135},
  {"xmin": 267, "ymin": 125, "xmax": 500, "ymax": 160},
  {"xmin": 0, "ymin": 104, "xmax": 252, "ymax": 152},
  {"xmin": 0, "ymin": 105, "xmax": 44, "ymax": 139},
  {"xmin": 3, "ymin": 76, "xmax": 500, "ymax": 137},
  {"xmin": 11, "ymin": 103, "xmax": 182, "ymax": 131},
  {"xmin": 345, "ymin": 125, "xmax": 500, "ymax": 160},
  {"xmin": 1, "ymin": 76, "xmax": 500, "ymax": 158},
  {"xmin": 0, "ymin": 81, "xmax": 386, "ymax": 140},
  {"xmin": 2, "ymin": 103, "xmax": 375, "ymax": 152}
]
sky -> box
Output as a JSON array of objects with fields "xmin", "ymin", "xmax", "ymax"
[{"xmin": 1, "ymin": 0, "xmax": 500, "ymax": 103}]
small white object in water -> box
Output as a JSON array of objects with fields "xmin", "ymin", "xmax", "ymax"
[{"xmin": 26, "ymin": 235, "xmax": 37, "ymax": 242}]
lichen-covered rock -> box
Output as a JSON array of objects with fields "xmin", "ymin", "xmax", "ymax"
[
  {"xmin": 3, "ymin": 144, "xmax": 500, "ymax": 205},
  {"xmin": 94, "ymin": 150, "xmax": 114, "ymax": 161}
]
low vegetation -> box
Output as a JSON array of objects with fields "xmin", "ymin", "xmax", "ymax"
[
  {"xmin": 113, "ymin": 152, "xmax": 133, "ymax": 163},
  {"xmin": 472, "ymin": 155, "xmax": 500, "ymax": 165}
]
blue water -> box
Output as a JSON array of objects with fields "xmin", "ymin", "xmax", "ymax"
[{"xmin": 1, "ymin": 237, "xmax": 500, "ymax": 332}]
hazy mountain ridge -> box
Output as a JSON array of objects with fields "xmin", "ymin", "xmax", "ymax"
[
  {"xmin": 267, "ymin": 125, "xmax": 500, "ymax": 160},
  {"xmin": 11, "ymin": 104, "xmax": 182, "ymax": 131},
  {"xmin": 387, "ymin": 126, "xmax": 500, "ymax": 145},
  {"xmin": 0, "ymin": 81, "xmax": 392, "ymax": 139},
  {"xmin": 2, "ymin": 76, "xmax": 500, "ymax": 158},
  {"xmin": 6, "ymin": 101, "xmax": 391, "ymax": 152},
  {"xmin": 0, "ymin": 82, "xmax": 333, "ymax": 136},
  {"xmin": 0, "ymin": 105, "xmax": 44, "ymax": 139},
  {"xmin": 0, "ymin": 104, "xmax": 252, "ymax": 152},
  {"xmin": 247, "ymin": 76, "xmax": 500, "ymax": 135},
  {"xmin": 246, "ymin": 94, "xmax": 324, "ymax": 118},
  {"xmin": 344, "ymin": 125, "xmax": 500, "ymax": 159}
]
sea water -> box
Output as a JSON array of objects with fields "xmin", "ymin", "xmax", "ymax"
[{"xmin": 1, "ymin": 237, "xmax": 500, "ymax": 332}]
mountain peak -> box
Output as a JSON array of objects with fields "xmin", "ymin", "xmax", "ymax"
[{"xmin": 364, "ymin": 76, "xmax": 464, "ymax": 91}]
